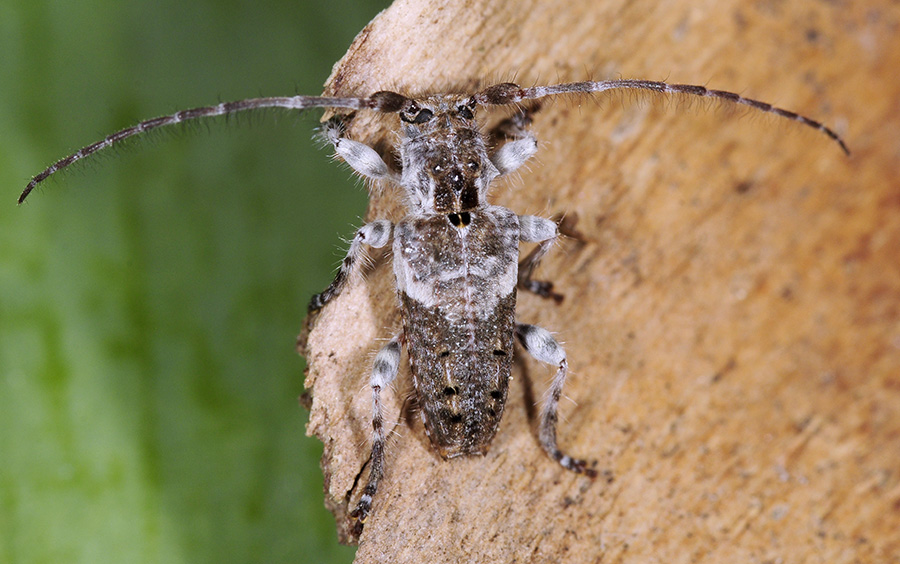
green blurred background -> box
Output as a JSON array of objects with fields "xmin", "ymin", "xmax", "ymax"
[{"xmin": 0, "ymin": 1, "xmax": 390, "ymax": 562}]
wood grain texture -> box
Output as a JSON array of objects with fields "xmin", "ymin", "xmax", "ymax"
[{"xmin": 299, "ymin": 0, "xmax": 899, "ymax": 561}]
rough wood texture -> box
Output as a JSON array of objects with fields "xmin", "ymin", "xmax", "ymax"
[{"xmin": 299, "ymin": 0, "xmax": 899, "ymax": 561}]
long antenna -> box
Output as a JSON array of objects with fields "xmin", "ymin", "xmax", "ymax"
[
  {"xmin": 473, "ymin": 80, "xmax": 849, "ymax": 155},
  {"xmin": 22, "ymin": 80, "xmax": 848, "ymax": 204},
  {"xmin": 19, "ymin": 93, "xmax": 411, "ymax": 204}
]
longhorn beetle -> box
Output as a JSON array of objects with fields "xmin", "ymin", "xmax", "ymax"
[{"xmin": 20, "ymin": 79, "xmax": 848, "ymax": 534}]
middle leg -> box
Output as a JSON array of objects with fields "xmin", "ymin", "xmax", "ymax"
[{"xmin": 518, "ymin": 215, "xmax": 564, "ymax": 302}]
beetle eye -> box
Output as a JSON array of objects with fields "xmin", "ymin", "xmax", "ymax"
[
  {"xmin": 467, "ymin": 160, "xmax": 480, "ymax": 171},
  {"xmin": 412, "ymin": 108, "xmax": 434, "ymax": 123},
  {"xmin": 400, "ymin": 106, "xmax": 434, "ymax": 124}
]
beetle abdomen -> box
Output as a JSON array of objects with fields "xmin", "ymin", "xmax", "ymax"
[{"xmin": 394, "ymin": 206, "xmax": 519, "ymax": 456}]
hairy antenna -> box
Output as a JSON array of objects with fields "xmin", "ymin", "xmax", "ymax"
[
  {"xmin": 473, "ymin": 79, "xmax": 849, "ymax": 155},
  {"xmin": 21, "ymin": 78, "xmax": 848, "ymax": 204},
  {"xmin": 18, "ymin": 92, "xmax": 413, "ymax": 204}
]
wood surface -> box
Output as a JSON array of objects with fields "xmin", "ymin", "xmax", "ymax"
[{"xmin": 299, "ymin": 0, "xmax": 900, "ymax": 561}]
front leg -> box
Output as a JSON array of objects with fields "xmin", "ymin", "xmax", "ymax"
[
  {"xmin": 489, "ymin": 105, "xmax": 540, "ymax": 176},
  {"xmin": 323, "ymin": 116, "xmax": 397, "ymax": 182},
  {"xmin": 308, "ymin": 219, "xmax": 392, "ymax": 312},
  {"xmin": 515, "ymin": 323, "xmax": 596, "ymax": 477}
]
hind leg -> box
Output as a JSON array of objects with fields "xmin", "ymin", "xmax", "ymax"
[
  {"xmin": 515, "ymin": 323, "xmax": 596, "ymax": 477},
  {"xmin": 350, "ymin": 332, "xmax": 403, "ymax": 535}
]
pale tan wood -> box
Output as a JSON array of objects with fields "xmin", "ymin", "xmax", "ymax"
[{"xmin": 299, "ymin": 0, "xmax": 900, "ymax": 561}]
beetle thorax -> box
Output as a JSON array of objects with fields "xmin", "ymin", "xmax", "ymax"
[{"xmin": 399, "ymin": 109, "xmax": 499, "ymax": 215}]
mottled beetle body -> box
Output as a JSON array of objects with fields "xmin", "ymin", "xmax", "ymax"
[
  {"xmin": 21, "ymin": 78, "xmax": 848, "ymax": 536},
  {"xmin": 311, "ymin": 93, "xmax": 593, "ymax": 533},
  {"xmin": 393, "ymin": 99, "xmax": 519, "ymax": 456},
  {"xmin": 397, "ymin": 207, "xmax": 519, "ymax": 457}
]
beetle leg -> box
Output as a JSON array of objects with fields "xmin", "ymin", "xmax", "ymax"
[
  {"xmin": 308, "ymin": 220, "xmax": 392, "ymax": 312},
  {"xmin": 516, "ymin": 323, "xmax": 596, "ymax": 477},
  {"xmin": 350, "ymin": 332, "xmax": 403, "ymax": 534}
]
